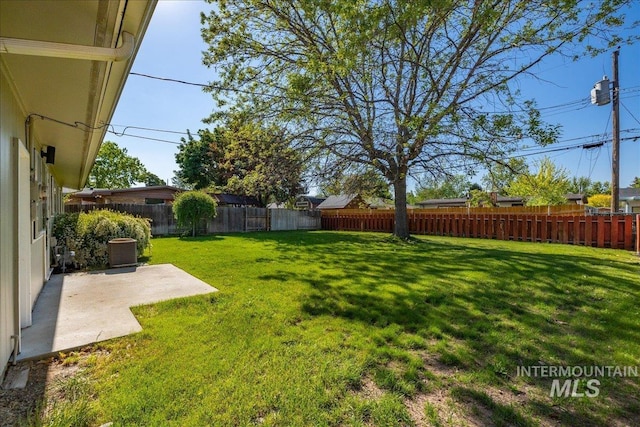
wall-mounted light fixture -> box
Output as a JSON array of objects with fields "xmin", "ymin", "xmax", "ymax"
[{"xmin": 40, "ymin": 146, "xmax": 55, "ymax": 164}]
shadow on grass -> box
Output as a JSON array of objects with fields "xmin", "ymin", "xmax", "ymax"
[
  {"xmin": 451, "ymin": 386, "xmax": 536, "ymax": 427},
  {"xmin": 242, "ymin": 231, "xmax": 640, "ymax": 424}
]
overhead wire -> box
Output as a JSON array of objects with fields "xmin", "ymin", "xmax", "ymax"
[
  {"xmin": 128, "ymin": 70, "xmax": 640, "ymax": 118},
  {"xmin": 109, "ymin": 124, "xmax": 189, "ymax": 136},
  {"xmin": 620, "ymin": 101, "xmax": 640, "ymax": 126}
]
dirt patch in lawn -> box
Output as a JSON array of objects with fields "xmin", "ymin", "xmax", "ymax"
[{"xmin": 0, "ymin": 348, "xmax": 102, "ymax": 426}]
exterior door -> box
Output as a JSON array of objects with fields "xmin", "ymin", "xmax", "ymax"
[{"xmin": 16, "ymin": 138, "xmax": 31, "ymax": 328}]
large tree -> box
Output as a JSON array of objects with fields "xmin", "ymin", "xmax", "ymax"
[
  {"xmin": 631, "ymin": 177, "xmax": 640, "ymax": 188},
  {"xmin": 482, "ymin": 158, "xmax": 529, "ymax": 195},
  {"xmin": 319, "ymin": 167, "xmax": 391, "ymax": 199},
  {"xmin": 221, "ymin": 116, "xmax": 305, "ymax": 205},
  {"xmin": 173, "ymin": 118, "xmax": 305, "ymax": 205},
  {"xmin": 88, "ymin": 141, "xmax": 148, "ymax": 189},
  {"xmin": 567, "ymin": 177, "xmax": 610, "ymax": 197},
  {"xmin": 414, "ymin": 174, "xmax": 472, "ymax": 201},
  {"xmin": 507, "ymin": 157, "xmax": 571, "ymax": 206},
  {"xmin": 143, "ymin": 172, "xmax": 166, "ymax": 187},
  {"xmin": 174, "ymin": 129, "xmax": 228, "ymax": 190},
  {"xmin": 202, "ymin": 0, "xmax": 635, "ymax": 238}
]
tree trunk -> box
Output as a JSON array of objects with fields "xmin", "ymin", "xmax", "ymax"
[{"xmin": 393, "ymin": 176, "xmax": 410, "ymax": 239}]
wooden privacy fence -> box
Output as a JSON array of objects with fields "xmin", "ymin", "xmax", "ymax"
[
  {"xmin": 321, "ymin": 210, "xmax": 639, "ymax": 251},
  {"xmin": 66, "ymin": 204, "xmax": 321, "ymax": 235},
  {"xmin": 418, "ymin": 205, "xmax": 588, "ymax": 215}
]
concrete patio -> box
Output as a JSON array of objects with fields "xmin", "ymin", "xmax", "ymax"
[{"xmin": 17, "ymin": 264, "xmax": 217, "ymax": 361}]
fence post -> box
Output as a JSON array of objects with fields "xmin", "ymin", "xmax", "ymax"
[{"xmin": 636, "ymin": 214, "xmax": 640, "ymax": 255}]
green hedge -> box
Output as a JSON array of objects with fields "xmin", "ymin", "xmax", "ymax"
[{"xmin": 53, "ymin": 210, "xmax": 151, "ymax": 267}]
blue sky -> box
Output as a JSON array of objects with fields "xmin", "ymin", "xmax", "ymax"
[{"xmin": 110, "ymin": 0, "xmax": 640, "ymax": 191}]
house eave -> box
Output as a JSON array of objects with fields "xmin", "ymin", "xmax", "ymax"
[{"xmin": 0, "ymin": 0, "xmax": 157, "ymax": 189}]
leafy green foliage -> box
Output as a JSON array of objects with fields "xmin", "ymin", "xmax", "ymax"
[
  {"xmin": 172, "ymin": 191, "xmax": 217, "ymax": 237},
  {"xmin": 507, "ymin": 157, "xmax": 571, "ymax": 206},
  {"xmin": 631, "ymin": 177, "xmax": 640, "ymax": 188},
  {"xmin": 143, "ymin": 172, "xmax": 166, "ymax": 187},
  {"xmin": 88, "ymin": 141, "xmax": 149, "ymax": 189},
  {"xmin": 174, "ymin": 129, "xmax": 228, "ymax": 190},
  {"xmin": 319, "ymin": 167, "xmax": 391, "ymax": 199},
  {"xmin": 220, "ymin": 116, "xmax": 305, "ymax": 205},
  {"xmin": 201, "ymin": 0, "xmax": 636, "ymax": 237},
  {"xmin": 567, "ymin": 177, "xmax": 611, "ymax": 197},
  {"xmin": 414, "ymin": 175, "xmax": 472, "ymax": 201},
  {"xmin": 587, "ymin": 194, "xmax": 612, "ymax": 208},
  {"xmin": 469, "ymin": 189, "xmax": 492, "ymax": 207},
  {"xmin": 174, "ymin": 117, "xmax": 305, "ymax": 205},
  {"xmin": 482, "ymin": 158, "xmax": 529, "ymax": 195},
  {"xmin": 53, "ymin": 210, "xmax": 150, "ymax": 267}
]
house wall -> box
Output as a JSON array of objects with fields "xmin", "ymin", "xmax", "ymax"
[
  {"xmin": 1, "ymin": 65, "xmax": 22, "ymax": 376},
  {"xmin": 1, "ymin": 64, "xmax": 62, "ymax": 376},
  {"xmin": 346, "ymin": 197, "xmax": 365, "ymax": 209},
  {"xmin": 103, "ymin": 195, "xmax": 146, "ymax": 204},
  {"xmin": 495, "ymin": 201, "xmax": 524, "ymax": 208},
  {"xmin": 622, "ymin": 200, "xmax": 640, "ymax": 214}
]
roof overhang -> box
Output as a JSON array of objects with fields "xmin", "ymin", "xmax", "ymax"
[{"xmin": 0, "ymin": 0, "xmax": 156, "ymax": 189}]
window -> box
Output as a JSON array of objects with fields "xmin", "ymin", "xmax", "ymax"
[{"xmin": 30, "ymin": 154, "xmax": 48, "ymax": 240}]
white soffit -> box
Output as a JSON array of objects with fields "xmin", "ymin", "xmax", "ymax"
[{"xmin": 0, "ymin": 0, "xmax": 157, "ymax": 189}]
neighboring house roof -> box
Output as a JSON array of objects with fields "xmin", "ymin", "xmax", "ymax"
[
  {"xmin": 301, "ymin": 196, "xmax": 327, "ymax": 208},
  {"xmin": 212, "ymin": 193, "xmax": 261, "ymax": 206},
  {"xmin": 365, "ymin": 197, "xmax": 394, "ymax": 209},
  {"xmin": 68, "ymin": 185, "xmax": 181, "ymax": 199},
  {"xmin": 293, "ymin": 195, "xmax": 326, "ymax": 210},
  {"xmin": 495, "ymin": 196, "xmax": 524, "ymax": 203},
  {"xmin": 565, "ymin": 193, "xmax": 586, "ymax": 202},
  {"xmin": 417, "ymin": 198, "xmax": 468, "ymax": 207},
  {"xmin": 418, "ymin": 193, "xmax": 583, "ymax": 207},
  {"xmin": 317, "ymin": 194, "xmax": 360, "ymax": 209},
  {"xmin": 0, "ymin": 0, "xmax": 157, "ymax": 189},
  {"xmin": 619, "ymin": 187, "xmax": 640, "ymax": 200}
]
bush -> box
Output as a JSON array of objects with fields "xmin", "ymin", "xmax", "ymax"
[
  {"xmin": 172, "ymin": 191, "xmax": 217, "ymax": 237},
  {"xmin": 587, "ymin": 193, "xmax": 612, "ymax": 208},
  {"xmin": 53, "ymin": 210, "xmax": 151, "ymax": 267}
]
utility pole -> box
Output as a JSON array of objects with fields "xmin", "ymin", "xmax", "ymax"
[
  {"xmin": 611, "ymin": 49, "xmax": 620, "ymax": 213},
  {"xmin": 590, "ymin": 48, "xmax": 620, "ymax": 213}
]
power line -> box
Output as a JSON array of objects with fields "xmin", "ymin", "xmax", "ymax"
[
  {"xmin": 106, "ymin": 130, "xmax": 182, "ymax": 145},
  {"xmin": 128, "ymin": 70, "xmax": 640, "ymax": 117},
  {"xmin": 129, "ymin": 72, "xmax": 211, "ymax": 88},
  {"xmin": 27, "ymin": 111, "xmax": 640, "ymax": 154},
  {"xmin": 620, "ymin": 101, "xmax": 640, "ymax": 126},
  {"xmin": 109, "ymin": 124, "xmax": 189, "ymax": 136}
]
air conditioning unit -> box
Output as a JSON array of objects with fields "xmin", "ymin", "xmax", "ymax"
[{"xmin": 108, "ymin": 238, "xmax": 137, "ymax": 267}]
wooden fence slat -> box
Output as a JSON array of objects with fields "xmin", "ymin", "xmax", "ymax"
[
  {"xmin": 320, "ymin": 210, "xmax": 637, "ymax": 251},
  {"xmin": 550, "ymin": 216, "xmax": 558, "ymax": 243},
  {"xmin": 597, "ymin": 216, "xmax": 606, "ymax": 248},
  {"xmin": 562, "ymin": 217, "xmax": 570, "ymax": 244},
  {"xmin": 637, "ymin": 215, "xmax": 640, "ymax": 254},
  {"xmin": 573, "ymin": 216, "xmax": 581, "ymax": 246},
  {"xmin": 585, "ymin": 217, "xmax": 592, "ymax": 246},
  {"xmin": 623, "ymin": 216, "xmax": 633, "ymax": 250},
  {"xmin": 611, "ymin": 216, "xmax": 620, "ymax": 249}
]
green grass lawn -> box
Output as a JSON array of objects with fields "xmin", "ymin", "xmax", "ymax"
[{"xmin": 36, "ymin": 232, "xmax": 640, "ymax": 426}]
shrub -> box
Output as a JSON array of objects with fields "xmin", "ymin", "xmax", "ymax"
[
  {"xmin": 172, "ymin": 191, "xmax": 217, "ymax": 237},
  {"xmin": 52, "ymin": 212, "xmax": 79, "ymax": 248},
  {"xmin": 587, "ymin": 193, "xmax": 612, "ymax": 208},
  {"xmin": 53, "ymin": 210, "xmax": 151, "ymax": 267}
]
